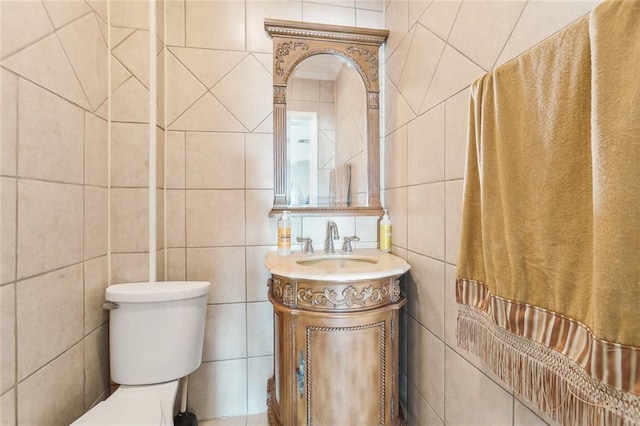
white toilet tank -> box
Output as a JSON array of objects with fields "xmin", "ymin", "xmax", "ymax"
[{"xmin": 105, "ymin": 281, "xmax": 210, "ymax": 385}]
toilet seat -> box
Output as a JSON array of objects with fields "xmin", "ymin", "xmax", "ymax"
[{"xmin": 71, "ymin": 380, "xmax": 179, "ymax": 425}]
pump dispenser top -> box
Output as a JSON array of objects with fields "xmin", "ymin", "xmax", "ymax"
[{"xmin": 278, "ymin": 211, "xmax": 292, "ymax": 256}]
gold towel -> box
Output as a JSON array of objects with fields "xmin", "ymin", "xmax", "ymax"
[{"xmin": 456, "ymin": 1, "xmax": 640, "ymax": 423}]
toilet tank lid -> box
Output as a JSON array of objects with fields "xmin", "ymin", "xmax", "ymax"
[{"xmin": 106, "ymin": 281, "xmax": 211, "ymax": 303}]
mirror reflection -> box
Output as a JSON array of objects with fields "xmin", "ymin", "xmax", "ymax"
[{"xmin": 286, "ymin": 54, "xmax": 367, "ymax": 208}]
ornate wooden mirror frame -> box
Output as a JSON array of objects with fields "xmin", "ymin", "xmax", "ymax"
[{"xmin": 265, "ymin": 19, "xmax": 389, "ymax": 217}]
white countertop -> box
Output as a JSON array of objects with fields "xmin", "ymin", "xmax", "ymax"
[{"xmin": 265, "ymin": 249, "xmax": 411, "ymax": 282}]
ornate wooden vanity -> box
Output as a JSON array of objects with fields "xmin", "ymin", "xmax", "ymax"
[{"xmin": 265, "ymin": 251, "xmax": 408, "ymax": 425}]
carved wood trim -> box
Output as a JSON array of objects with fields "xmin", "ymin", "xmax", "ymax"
[
  {"xmin": 268, "ymin": 275, "xmax": 403, "ymax": 312},
  {"xmin": 367, "ymin": 92, "xmax": 379, "ymax": 109},
  {"xmin": 273, "ymin": 86, "xmax": 286, "ymax": 104},
  {"xmin": 346, "ymin": 46, "xmax": 379, "ymax": 81},
  {"xmin": 272, "ymin": 276, "xmax": 295, "ymax": 306},
  {"xmin": 269, "ymin": 205, "xmax": 382, "ymax": 217},
  {"xmin": 267, "ymin": 376, "xmax": 280, "ymax": 425},
  {"xmin": 265, "ymin": 19, "xmax": 389, "ymax": 46},
  {"xmin": 278, "ymin": 46, "xmax": 375, "ymax": 91},
  {"xmin": 273, "ymin": 102, "xmax": 287, "ymax": 207},
  {"xmin": 274, "ymin": 41, "xmax": 309, "ymax": 77}
]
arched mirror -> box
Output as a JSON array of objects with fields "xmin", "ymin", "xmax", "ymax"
[
  {"xmin": 287, "ymin": 55, "xmax": 367, "ymax": 207},
  {"xmin": 265, "ymin": 19, "xmax": 389, "ymax": 216}
]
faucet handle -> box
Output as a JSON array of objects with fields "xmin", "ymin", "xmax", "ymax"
[
  {"xmin": 342, "ymin": 235, "xmax": 360, "ymax": 253},
  {"xmin": 296, "ymin": 237, "xmax": 314, "ymax": 254}
]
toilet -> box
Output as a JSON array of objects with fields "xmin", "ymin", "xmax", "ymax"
[{"xmin": 72, "ymin": 281, "xmax": 211, "ymax": 425}]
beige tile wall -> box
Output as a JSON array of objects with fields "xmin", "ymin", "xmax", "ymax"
[
  {"xmin": 110, "ymin": 0, "xmax": 151, "ymax": 283},
  {"xmin": 0, "ymin": 1, "xmax": 110, "ymax": 425},
  {"xmin": 384, "ymin": 0, "xmax": 601, "ymax": 424}
]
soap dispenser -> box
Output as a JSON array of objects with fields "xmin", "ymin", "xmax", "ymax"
[
  {"xmin": 379, "ymin": 209, "xmax": 392, "ymax": 252},
  {"xmin": 278, "ymin": 211, "xmax": 292, "ymax": 256}
]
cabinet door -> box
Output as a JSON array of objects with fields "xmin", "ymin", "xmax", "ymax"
[{"xmin": 295, "ymin": 311, "xmax": 393, "ymax": 425}]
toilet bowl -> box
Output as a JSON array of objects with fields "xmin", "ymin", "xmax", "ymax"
[
  {"xmin": 72, "ymin": 381, "xmax": 178, "ymax": 425},
  {"xmin": 72, "ymin": 281, "xmax": 210, "ymax": 425}
]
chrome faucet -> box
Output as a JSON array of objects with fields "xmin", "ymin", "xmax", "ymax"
[{"xmin": 325, "ymin": 221, "xmax": 340, "ymax": 253}]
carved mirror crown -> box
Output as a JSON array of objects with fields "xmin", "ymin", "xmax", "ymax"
[{"xmin": 265, "ymin": 19, "xmax": 389, "ymax": 216}]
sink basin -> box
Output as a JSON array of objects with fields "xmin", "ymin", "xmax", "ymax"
[
  {"xmin": 296, "ymin": 256, "xmax": 378, "ymax": 269},
  {"xmin": 266, "ymin": 249, "xmax": 410, "ymax": 282}
]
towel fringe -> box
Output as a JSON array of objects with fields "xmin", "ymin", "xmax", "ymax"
[{"xmin": 457, "ymin": 305, "xmax": 640, "ymax": 425}]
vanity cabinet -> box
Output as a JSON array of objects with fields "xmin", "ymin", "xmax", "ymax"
[{"xmin": 267, "ymin": 274, "xmax": 406, "ymax": 426}]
